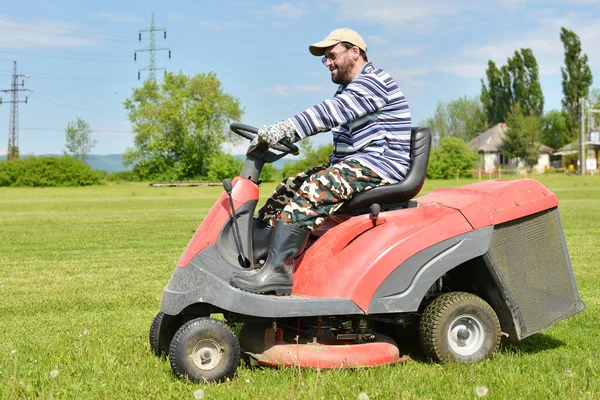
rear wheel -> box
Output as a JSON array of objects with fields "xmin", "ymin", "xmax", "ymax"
[
  {"xmin": 419, "ymin": 292, "xmax": 500, "ymax": 363},
  {"xmin": 169, "ymin": 317, "xmax": 241, "ymax": 383},
  {"xmin": 149, "ymin": 312, "xmax": 181, "ymax": 357}
]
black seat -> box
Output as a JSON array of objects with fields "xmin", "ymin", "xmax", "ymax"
[{"xmin": 338, "ymin": 127, "xmax": 432, "ymax": 213}]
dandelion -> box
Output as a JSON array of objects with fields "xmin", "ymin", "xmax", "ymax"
[
  {"xmin": 193, "ymin": 389, "xmax": 205, "ymax": 400},
  {"xmin": 565, "ymin": 370, "xmax": 575, "ymax": 378},
  {"xmin": 83, "ymin": 329, "xmax": 90, "ymax": 335},
  {"xmin": 358, "ymin": 392, "xmax": 369, "ymax": 400},
  {"xmin": 475, "ymin": 386, "xmax": 489, "ymax": 397},
  {"xmin": 50, "ymin": 370, "xmax": 59, "ymax": 379},
  {"xmin": 11, "ymin": 350, "xmax": 16, "ymax": 355}
]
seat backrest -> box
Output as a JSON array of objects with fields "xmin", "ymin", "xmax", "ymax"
[{"xmin": 341, "ymin": 127, "xmax": 432, "ymax": 211}]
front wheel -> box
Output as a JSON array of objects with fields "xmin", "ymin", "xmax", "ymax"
[
  {"xmin": 419, "ymin": 292, "xmax": 501, "ymax": 363},
  {"xmin": 169, "ymin": 317, "xmax": 241, "ymax": 383}
]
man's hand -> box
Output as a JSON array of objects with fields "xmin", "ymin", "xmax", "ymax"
[{"xmin": 251, "ymin": 119, "xmax": 296, "ymax": 147}]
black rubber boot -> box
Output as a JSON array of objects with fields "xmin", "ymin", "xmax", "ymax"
[
  {"xmin": 230, "ymin": 221, "xmax": 310, "ymax": 295},
  {"xmin": 252, "ymin": 218, "xmax": 273, "ymax": 267}
]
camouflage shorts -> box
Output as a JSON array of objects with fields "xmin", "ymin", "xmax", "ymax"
[{"xmin": 257, "ymin": 160, "xmax": 388, "ymax": 230}]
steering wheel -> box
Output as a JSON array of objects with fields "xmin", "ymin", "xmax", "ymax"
[{"xmin": 230, "ymin": 123, "xmax": 299, "ymax": 155}]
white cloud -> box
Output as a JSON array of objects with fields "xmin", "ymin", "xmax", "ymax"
[
  {"xmin": 269, "ymin": 84, "xmax": 331, "ymax": 97},
  {"xmin": 330, "ymin": 0, "xmax": 533, "ymax": 34},
  {"xmin": 331, "ymin": 0, "xmax": 464, "ymax": 33},
  {"xmin": 326, "ymin": 1, "xmax": 599, "ymax": 82},
  {"xmin": 0, "ymin": 148, "xmax": 6, "ymax": 156},
  {"xmin": 273, "ymin": 3, "xmax": 306, "ymax": 19},
  {"xmin": 0, "ymin": 16, "xmax": 101, "ymax": 49},
  {"xmin": 567, "ymin": 0, "xmax": 600, "ymax": 4},
  {"xmin": 438, "ymin": 13, "xmax": 600, "ymax": 79},
  {"xmin": 95, "ymin": 12, "xmax": 140, "ymax": 23},
  {"xmin": 250, "ymin": 3, "xmax": 307, "ymax": 19},
  {"xmin": 365, "ymin": 35, "xmax": 391, "ymax": 48},
  {"xmin": 388, "ymin": 67, "xmax": 432, "ymax": 79}
]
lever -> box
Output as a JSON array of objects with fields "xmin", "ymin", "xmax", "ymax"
[
  {"xmin": 370, "ymin": 203, "xmax": 380, "ymax": 227},
  {"xmin": 223, "ymin": 179, "xmax": 245, "ymax": 264}
]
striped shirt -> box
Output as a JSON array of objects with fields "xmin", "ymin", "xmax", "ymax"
[{"xmin": 288, "ymin": 62, "xmax": 412, "ymax": 183}]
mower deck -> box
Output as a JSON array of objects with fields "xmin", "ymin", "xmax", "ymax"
[{"xmin": 249, "ymin": 334, "xmax": 409, "ymax": 369}]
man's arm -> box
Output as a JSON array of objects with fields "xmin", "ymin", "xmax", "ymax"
[{"xmin": 289, "ymin": 76, "xmax": 389, "ymax": 139}]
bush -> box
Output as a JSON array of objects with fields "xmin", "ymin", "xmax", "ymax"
[
  {"xmin": 426, "ymin": 137, "xmax": 479, "ymax": 179},
  {"xmin": 0, "ymin": 156, "xmax": 103, "ymax": 187},
  {"xmin": 105, "ymin": 170, "xmax": 140, "ymax": 182},
  {"xmin": 259, "ymin": 163, "xmax": 278, "ymax": 182},
  {"xmin": 206, "ymin": 151, "xmax": 244, "ymax": 182}
]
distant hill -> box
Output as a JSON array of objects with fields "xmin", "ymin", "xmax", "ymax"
[
  {"xmin": 233, "ymin": 154, "xmax": 296, "ymax": 170},
  {"xmin": 1, "ymin": 153, "xmax": 295, "ymax": 172},
  {"xmin": 88, "ymin": 154, "xmax": 130, "ymax": 172},
  {"xmin": 0, "ymin": 154, "xmax": 130, "ymax": 173}
]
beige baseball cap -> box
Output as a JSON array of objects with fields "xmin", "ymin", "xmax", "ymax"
[{"xmin": 308, "ymin": 28, "xmax": 367, "ymax": 56}]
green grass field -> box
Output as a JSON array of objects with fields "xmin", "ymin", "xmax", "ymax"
[{"xmin": 1, "ymin": 175, "xmax": 599, "ymax": 399}]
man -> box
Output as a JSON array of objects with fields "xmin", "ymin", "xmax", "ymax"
[{"xmin": 231, "ymin": 28, "xmax": 412, "ymax": 295}]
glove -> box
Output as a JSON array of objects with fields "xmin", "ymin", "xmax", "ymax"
[{"xmin": 251, "ymin": 119, "xmax": 297, "ymax": 147}]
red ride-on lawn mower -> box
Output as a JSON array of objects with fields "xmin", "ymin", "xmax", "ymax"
[{"xmin": 150, "ymin": 123, "xmax": 584, "ymax": 383}]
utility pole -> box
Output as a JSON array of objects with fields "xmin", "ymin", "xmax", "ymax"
[
  {"xmin": 587, "ymin": 101, "xmax": 600, "ymax": 173},
  {"xmin": 134, "ymin": 13, "xmax": 171, "ymax": 81},
  {"xmin": 1, "ymin": 61, "xmax": 32, "ymax": 160},
  {"xmin": 578, "ymin": 98, "xmax": 586, "ymax": 175}
]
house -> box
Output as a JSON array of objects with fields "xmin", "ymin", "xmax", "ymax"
[
  {"xmin": 553, "ymin": 133, "xmax": 600, "ymax": 172},
  {"xmin": 468, "ymin": 123, "xmax": 554, "ymax": 173}
]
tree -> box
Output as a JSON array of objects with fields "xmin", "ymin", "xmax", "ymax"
[
  {"xmin": 503, "ymin": 104, "xmax": 542, "ymax": 168},
  {"xmin": 481, "ymin": 61, "xmax": 512, "ymax": 126},
  {"xmin": 560, "ymin": 27, "xmax": 593, "ymax": 141},
  {"xmin": 426, "ymin": 137, "xmax": 479, "ymax": 179},
  {"xmin": 281, "ymin": 141, "xmax": 333, "ymax": 179},
  {"xmin": 588, "ymin": 88, "xmax": 600, "ymax": 128},
  {"xmin": 541, "ymin": 110, "xmax": 570, "ymax": 150},
  {"xmin": 420, "ymin": 96, "xmax": 487, "ymax": 147},
  {"xmin": 481, "ymin": 49, "xmax": 544, "ymax": 125},
  {"xmin": 507, "ymin": 49, "xmax": 544, "ymax": 119},
  {"xmin": 65, "ymin": 118, "xmax": 97, "ymax": 164},
  {"xmin": 123, "ymin": 72, "xmax": 243, "ymax": 181}
]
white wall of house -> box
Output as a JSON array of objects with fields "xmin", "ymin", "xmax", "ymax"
[
  {"xmin": 480, "ymin": 152, "xmax": 550, "ymax": 172},
  {"xmin": 534, "ymin": 153, "xmax": 551, "ymax": 173},
  {"xmin": 483, "ymin": 153, "xmax": 497, "ymax": 172}
]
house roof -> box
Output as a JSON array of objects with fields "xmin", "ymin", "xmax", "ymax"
[
  {"xmin": 553, "ymin": 141, "xmax": 600, "ymax": 155},
  {"xmin": 468, "ymin": 123, "xmax": 507, "ymax": 152},
  {"xmin": 468, "ymin": 123, "xmax": 554, "ymax": 153}
]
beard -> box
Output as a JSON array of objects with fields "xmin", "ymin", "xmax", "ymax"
[{"xmin": 330, "ymin": 60, "xmax": 355, "ymax": 85}]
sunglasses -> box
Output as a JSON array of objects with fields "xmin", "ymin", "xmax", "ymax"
[{"xmin": 321, "ymin": 48, "xmax": 351, "ymax": 66}]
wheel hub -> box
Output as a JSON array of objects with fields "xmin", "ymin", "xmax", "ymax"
[
  {"xmin": 191, "ymin": 339, "xmax": 223, "ymax": 370},
  {"xmin": 447, "ymin": 314, "xmax": 484, "ymax": 356}
]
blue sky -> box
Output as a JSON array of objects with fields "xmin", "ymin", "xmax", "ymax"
[{"xmin": 1, "ymin": 0, "xmax": 599, "ymax": 156}]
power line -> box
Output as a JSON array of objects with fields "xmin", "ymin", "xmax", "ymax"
[
  {"xmin": 0, "ymin": 51, "xmax": 132, "ymax": 64},
  {"xmin": 0, "ymin": 72, "xmax": 132, "ymax": 82},
  {"xmin": 32, "ymin": 96, "xmax": 127, "ymax": 117},
  {"xmin": 0, "ymin": 16, "xmax": 136, "ymax": 40},
  {"xmin": 43, "ymin": 81, "xmax": 124, "ymax": 103},
  {"xmin": 0, "ymin": 126, "xmax": 132, "ymax": 133},
  {"xmin": 0, "ymin": 16, "xmax": 137, "ymax": 43},
  {"xmin": 174, "ymin": 47, "xmax": 309, "ymax": 118},
  {"xmin": 0, "ymin": 49, "xmax": 131, "ymax": 60},
  {"xmin": 32, "ymin": 90, "xmax": 125, "ymax": 114}
]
